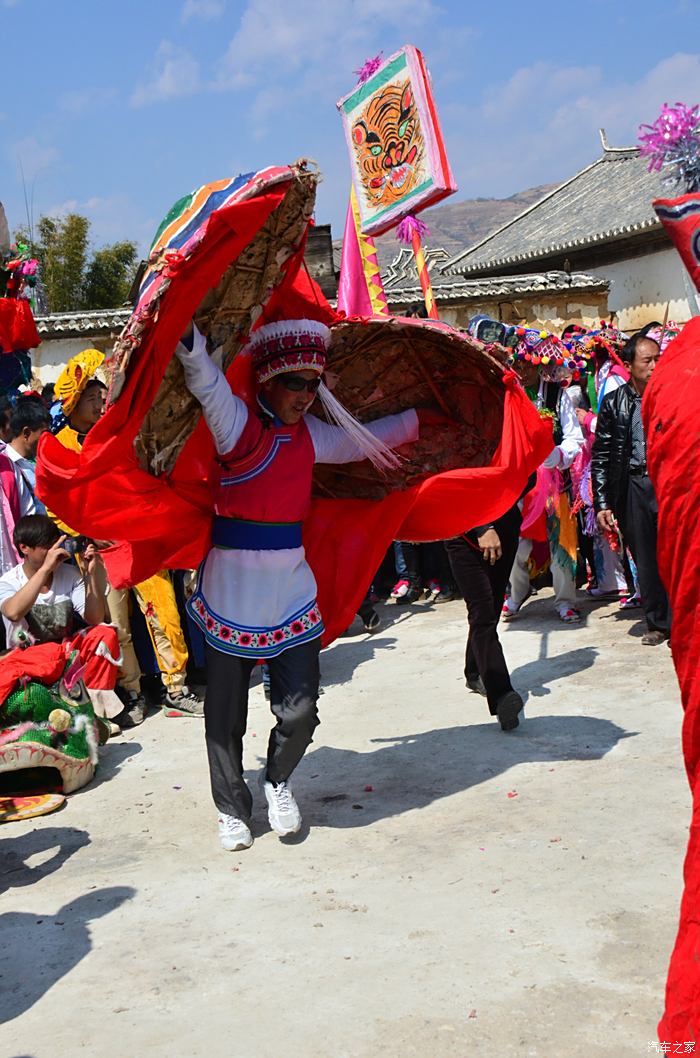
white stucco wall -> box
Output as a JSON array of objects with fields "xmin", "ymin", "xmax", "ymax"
[
  {"xmin": 588, "ymin": 248, "xmax": 695, "ymax": 332},
  {"xmin": 30, "ymin": 336, "xmax": 114, "ymax": 385}
]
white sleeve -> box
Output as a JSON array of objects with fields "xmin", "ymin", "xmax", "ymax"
[
  {"xmin": 306, "ymin": 409, "xmax": 419, "ymax": 465},
  {"xmin": 556, "ymin": 389, "xmax": 584, "ymax": 470},
  {"xmin": 0, "ymin": 570, "xmax": 19, "ymax": 612},
  {"xmin": 68, "ymin": 568, "xmax": 86, "ymax": 619},
  {"xmin": 175, "ymin": 324, "xmax": 248, "ymax": 456}
]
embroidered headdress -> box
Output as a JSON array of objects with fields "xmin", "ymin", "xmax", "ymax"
[
  {"xmin": 54, "ymin": 348, "xmax": 105, "ymax": 415},
  {"xmin": 245, "ymin": 319, "xmax": 329, "ymax": 384}
]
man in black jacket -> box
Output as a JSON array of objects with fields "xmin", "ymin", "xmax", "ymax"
[{"xmin": 591, "ymin": 333, "xmax": 670, "ymax": 645}]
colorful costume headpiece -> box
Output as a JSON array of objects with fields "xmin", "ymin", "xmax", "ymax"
[
  {"xmin": 509, "ymin": 327, "xmax": 592, "ymax": 381},
  {"xmin": 570, "ymin": 324, "xmax": 628, "ymax": 364},
  {"xmin": 646, "ymin": 322, "xmax": 683, "ymax": 352},
  {"xmin": 245, "ymin": 319, "xmax": 329, "ymax": 385},
  {"xmin": 54, "ymin": 348, "xmax": 105, "ymax": 415}
]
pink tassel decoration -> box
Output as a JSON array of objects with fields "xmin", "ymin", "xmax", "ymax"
[
  {"xmin": 639, "ymin": 102, "xmax": 700, "ymax": 192},
  {"xmin": 354, "ymin": 53, "xmax": 383, "ymax": 86},
  {"xmin": 396, "ymin": 214, "xmax": 431, "ymax": 246}
]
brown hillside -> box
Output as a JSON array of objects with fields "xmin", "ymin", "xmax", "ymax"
[{"xmin": 372, "ymin": 183, "xmax": 558, "ymax": 270}]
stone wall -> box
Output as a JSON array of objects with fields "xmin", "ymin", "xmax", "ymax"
[{"xmin": 388, "ymin": 289, "xmax": 610, "ymax": 332}]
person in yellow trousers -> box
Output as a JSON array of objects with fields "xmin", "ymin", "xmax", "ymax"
[{"xmin": 47, "ymin": 349, "xmax": 204, "ymax": 727}]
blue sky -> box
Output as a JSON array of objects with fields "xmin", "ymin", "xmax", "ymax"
[{"xmin": 3, "ymin": 0, "xmax": 700, "ymax": 254}]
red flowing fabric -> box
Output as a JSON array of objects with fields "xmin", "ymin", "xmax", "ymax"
[
  {"xmin": 644, "ymin": 316, "xmax": 700, "ymax": 1044},
  {"xmin": 0, "ymin": 298, "xmax": 40, "ymax": 352},
  {"xmin": 36, "ymin": 181, "xmax": 552, "ymax": 647},
  {"xmin": 0, "ymin": 642, "xmax": 66, "ymax": 704}
]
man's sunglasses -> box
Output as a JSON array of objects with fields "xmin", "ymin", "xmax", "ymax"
[{"xmin": 276, "ymin": 373, "xmax": 322, "ymax": 394}]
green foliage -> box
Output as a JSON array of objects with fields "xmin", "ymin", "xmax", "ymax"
[
  {"xmin": 83, "ymin": 240, "xmax": 138, "ymax": 310},
  {"xmin": 16, "ymin": 213, "xmax": 138, "ymax": 313}
]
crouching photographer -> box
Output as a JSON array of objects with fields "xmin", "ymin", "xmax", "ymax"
[{"xmin": 0, "ymin": 515, "xmax": 122, "ymax": 703}]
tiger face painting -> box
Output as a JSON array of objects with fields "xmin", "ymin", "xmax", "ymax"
[{"xmin": 351, "ymin": 80, "xmax": 426, "ymax": 210}]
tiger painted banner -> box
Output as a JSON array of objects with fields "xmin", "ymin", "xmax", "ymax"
[{"xmin": 336, "ymin": 45, "xmax": 456, "ymax": 237}]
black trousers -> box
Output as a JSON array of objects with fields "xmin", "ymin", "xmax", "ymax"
[
  {"xmin": 623, "ymin": 474, "xmax": 671, "ymax": 635},
  {"xmin": 204, "ymin": 638, "xmax": 321, "ymax": 821},
  {"xmin": 445, "ymin": 504, "xmax": 522, "ymax": 712}
]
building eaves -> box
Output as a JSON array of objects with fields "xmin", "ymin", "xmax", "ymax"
[
  {"xmin": 35, "ymin": 308, "xmax": 131, "ymax": 339},
  {"xmin": 384, "ymin": 270, "xmax": 609, "ymax": 306}
]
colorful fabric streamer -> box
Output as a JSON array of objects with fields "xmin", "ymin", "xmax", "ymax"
[{"xmin": 337, "ymin": 186, "xmax": 389, "ymax": 317}]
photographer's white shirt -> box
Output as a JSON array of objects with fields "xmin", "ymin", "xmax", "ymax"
[{"xmin": 0, "ymin": 562, "xmax": 85, "ymax": 647}]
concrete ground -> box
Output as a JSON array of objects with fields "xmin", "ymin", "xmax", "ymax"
[{"xmin": 0, "ymin": 588, "xmax": 688, "ymax": 1058}]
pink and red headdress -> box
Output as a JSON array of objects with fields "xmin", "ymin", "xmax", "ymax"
[{"xmin": 245, "ymin": 319, "xmax": 330, "ymax": 385}]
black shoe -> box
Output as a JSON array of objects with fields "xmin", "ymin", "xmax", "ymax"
[
  {"xmin": 434, "ymin": 587, "xmax": 454, "ymax": 603},
  {"xmin": 466, "ymin": 675, "xmax": 487, "ymax": 697},
  {"xmin": 401, "ymin": 585, "xmax": 423, "ymax": 604},
  {"xmin": 363, "ymin": 609, "xmax": 381, "ymax": 633},
  {"xmin": 496, "ymin": 690, "xmax": 523, "ymax": 732},
  {"xmin": 114, "ymin": 691, "xmax": 147, "ymax": 728},
  {"xmin": 141, "ymin": 674, "xmax": 165, "ymax": 709}
]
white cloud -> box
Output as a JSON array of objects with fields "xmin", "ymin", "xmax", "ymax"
[
  {"xmin": 181, "ymin": 0, "xmax": 225, "ymax": 21},
  {"xmin": 131, "ymin": 40, "xmax": 201, "ymax": 107},
  {"xmin": 444, "ymin": 51, "xmax": 700, "ymax": 201},
  {"xmin": 58, "ymin": 88, "xmax": 117, "ymax": 116},
  {"xmin": 216, "ymin": 0, "xmax": 440, "ymax": 91},
  {"xmin": 45, "ymin": 194, "xmax": 156, "ymax": 254},
  {"xmin": 8, "ymin": 137, "xmax": 59, "ymax": 182}
]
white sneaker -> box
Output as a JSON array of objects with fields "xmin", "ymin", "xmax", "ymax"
[
  {"xmin": 262, "ymin": 777, "xmax": 302, "ymax": 836},
  {"xmin": 218, "ymin": 814, "xmax": 253, "ymax": 851}
]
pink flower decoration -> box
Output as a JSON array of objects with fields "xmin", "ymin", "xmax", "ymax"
[
  {"xmin": 239, "ymin": 633, "xmax": 252, "ymax": 646},
  {"xmin": 396, "ymin": 215, "xmax": 431, "ymax": 246},
  {"xmin": 638, "ymin": 101, "xmax": 700, "ymax": 192},
  {"xmin": 354, "ymin": 52, "xmax": 383, "ymax": 86}
]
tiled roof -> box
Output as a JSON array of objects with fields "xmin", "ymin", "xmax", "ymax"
[
  {"xmin": 34, "ymin": 308, "xmax": 131, "ymax": 339},
  {"xmin": 447, "ymin": 147, "xmax": 666, "ymax": 276},
  {"xmin": 381, "ymin": 247, "xmax": 608, "ymax": 305}
]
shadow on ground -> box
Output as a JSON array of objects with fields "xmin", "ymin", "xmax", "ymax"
[
  {"xmin": 248, "ymin": 714, "xmax": 633, "ymax": 833},
  {"xmin": 0, "ymin": 885, "xmax": 135, "ymax": 1024},
  {"xmin": 0, "ymin": 826, "xmax": 90, "ymax": 896},
  {"xmin": 73, "ymin": 741, "xmax": 142, "ymax": 795},
  {"xmin": 511, "ymin": 645, "xmax": 599, "ymax": 699}
]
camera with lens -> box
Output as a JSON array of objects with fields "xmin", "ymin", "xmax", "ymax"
[
  {"xmin": 466, "ymin": 314, "xmax": 516, "ymax": 347},
  {"xmin": 61, "ymin": 534, "xmax": 92, "ymax": 557}
]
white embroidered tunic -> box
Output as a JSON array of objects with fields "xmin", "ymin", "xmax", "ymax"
[{"xmin": 178, "ymin": 328, "xmax": 418, "ymax": 658}]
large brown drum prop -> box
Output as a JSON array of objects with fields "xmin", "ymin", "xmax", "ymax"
[
  {"xmin": 312, "ymin": 317, "xmax": 507, "ymax": 500},
  {"xmin": 131, "ymin": 163, "xmax": 319, "ymax": 476}
]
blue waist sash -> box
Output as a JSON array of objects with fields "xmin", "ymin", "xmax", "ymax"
[{"xmin": 212, "ymin": 516, "xmax": 303, "ymax": 551}]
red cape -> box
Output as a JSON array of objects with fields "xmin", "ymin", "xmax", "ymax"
[
  {"xmin": 644, "ymin": 316, "xmax": 700, "ymax": 1043},
  {"xmin": 37, "ymin": 180, "xmax": 552, "ymax": 645}
]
